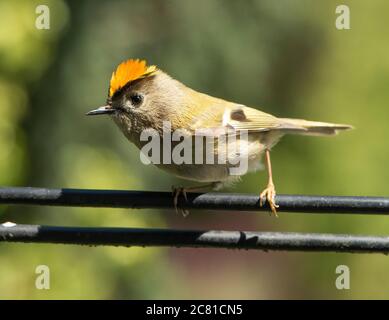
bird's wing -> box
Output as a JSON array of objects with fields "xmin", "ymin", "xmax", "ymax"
[
  {"xmin": 190, "ymin": 103, "xmax": 302, "ymax": 135},
  {"xmin": 227, "ymin": 105, "xmax": 285, "ymax": 132}
]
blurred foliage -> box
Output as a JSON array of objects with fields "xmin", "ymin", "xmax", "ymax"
[{"xmin": 1, "ymin": 0, "xmax": 389, "ymax": 299}]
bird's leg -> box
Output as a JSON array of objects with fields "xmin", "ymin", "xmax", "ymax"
[
  {"xmin": 259, "ymin": 149, "xmax": 279, "ymax": 217},
  {"xmin": 172, "ymin": 183, "xmax": 215, "ymax": 217}
]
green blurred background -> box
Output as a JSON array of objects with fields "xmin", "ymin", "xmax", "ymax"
[{"xmin": 1, "ymin": 0, "xmax": 388, "ymax": 299}]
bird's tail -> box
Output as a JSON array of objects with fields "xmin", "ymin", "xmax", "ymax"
[{"xmin": 279, "ymin": 118, "xmax": 353, "ymax": 136}]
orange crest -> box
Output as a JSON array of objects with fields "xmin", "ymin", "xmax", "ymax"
[{"xmin": 109, "ymin": 59, "xmax": 157, "ymax": 97}]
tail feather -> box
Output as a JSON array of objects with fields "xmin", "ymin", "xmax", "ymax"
[{"xmin": 279, "ymin": 118, "xmax": 353, "ymax": 136}]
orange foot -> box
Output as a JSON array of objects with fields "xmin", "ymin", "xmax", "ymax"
[{"xmin": 259, "ymin": 183, "xmax": 279, "ymax": 217}]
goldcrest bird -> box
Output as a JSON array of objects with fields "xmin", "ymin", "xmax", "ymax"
[{"xmin": 87, "ymin": 59, "xmax": 352, "ymax": 216}]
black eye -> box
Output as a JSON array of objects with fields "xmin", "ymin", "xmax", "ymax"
[{"xmin": 129, "ymin": 93, "xmax": 143, "ymax": 106}]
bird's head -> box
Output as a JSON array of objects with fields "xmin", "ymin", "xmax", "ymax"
[{"xmin": 87, "ymin": 59, "xmax": 185, "ymax": 134}]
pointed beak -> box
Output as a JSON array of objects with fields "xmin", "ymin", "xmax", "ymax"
[{"xmin": 86, "ymin": 105, "xmax": 115, "ymax": 116}]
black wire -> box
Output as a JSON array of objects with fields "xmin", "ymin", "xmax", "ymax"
[
  {"xmin": 1, "ymin": 224, "xmax": 389, "ymax": 253},
  {"xmin": 1, "ymin": 186, "xmax": 389, "ymax": 214},
  {"xmin": 2, "ymin": 187, "xmax": 389, "ymax": 253}
]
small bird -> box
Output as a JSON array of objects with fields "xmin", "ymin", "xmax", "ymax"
[{"xmin": 87, "ymin": 59, "xmax": 352, "ymax": 216}]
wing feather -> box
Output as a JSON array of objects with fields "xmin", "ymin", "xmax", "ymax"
[{"xmin": 190, "ymin": 102, "xmax": 304, "ymax": 135}]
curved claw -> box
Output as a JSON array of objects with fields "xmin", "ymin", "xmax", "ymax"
[
  {"xmin": 259, "ymin": 184, "xmax": 279, "ymax": 217},
  {"xmin": 172, "ymin": 186, "xmax": 190, "ymax": 217}
]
